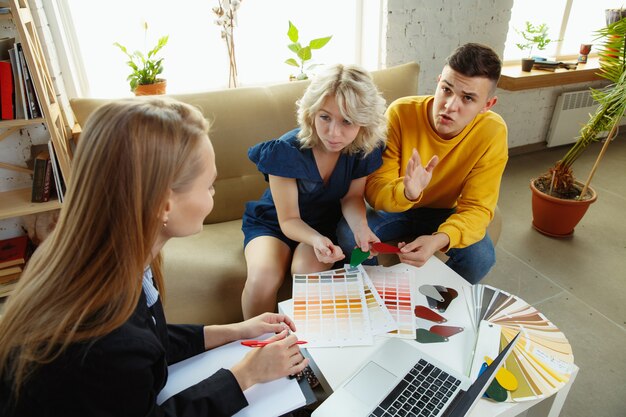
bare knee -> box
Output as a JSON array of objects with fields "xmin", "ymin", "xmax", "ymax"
[
  {"xmin": 291, "ymin": 256, "xmax": 331, "ymax": 275},
  {"xmin": 245, "ymin": 264, "xmax": 285, "ymax": 294}
]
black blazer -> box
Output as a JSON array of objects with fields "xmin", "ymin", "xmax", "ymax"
[{"xmin": 0, "ymin": 292, "xmax": 249, "ymax": 417}]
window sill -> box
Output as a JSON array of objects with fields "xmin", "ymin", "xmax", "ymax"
[{"xmin": 497, "ymin": 56, "xmax": 605, "ymax": 91}]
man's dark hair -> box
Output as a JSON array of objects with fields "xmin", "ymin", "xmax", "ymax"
[{"xmin": 446, "ymin": 43, "xmax": 502, "ymax": 84}]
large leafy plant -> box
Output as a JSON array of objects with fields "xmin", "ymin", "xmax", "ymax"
[
  {"xmin": 285, "ymin": 21, "xmax": 332, "ymax": 80},
  {"xmin": 114, "ymin": 26, "xmax": 169, "ymax": 92},
  {"xmin": 535, "ymin": 18, "xmax": 626, "ymax": 199}
]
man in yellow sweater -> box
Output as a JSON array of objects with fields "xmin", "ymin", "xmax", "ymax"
[{"xmin": 338, "ymin": 43, "xmax": 508, "ymax": 283}]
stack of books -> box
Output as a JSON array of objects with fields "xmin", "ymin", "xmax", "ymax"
[{"xmin": 0, "ymin": 235, "xmax": 30, "ymax": 298}]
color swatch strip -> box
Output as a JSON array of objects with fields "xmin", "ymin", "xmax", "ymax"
[
  {"xmin": 292, "ymin": 272, "xmax": 373, "ymax": 347},
  {"xmin": 363, "ymin": 266, "xmax": 415, "ymax": 338},
  {"xmin": 356, "ymin": 265, "xmax": 398, "ymax": 335}
]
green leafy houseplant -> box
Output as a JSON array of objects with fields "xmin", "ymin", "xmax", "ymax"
[
  {"xmin": 515, "ymin": 21, "xmax": 554, "ymax": 58},
  {"xmin": 535, "ymin": 18, "xmax": 626, "ymax": 199},
  {"xmin": 114, "ymin": 28, "xmax": 169, "ymax": 92},
  {"xmin": 285, "ymin": 21, "xmax": 332, "ymax": 80},
  {"xmin": 530, "ymin": 18, "xmax": 626, "ymax": 236}
]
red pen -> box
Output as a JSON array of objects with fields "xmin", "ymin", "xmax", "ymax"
[{"xmin": 241, "ymin": 340, "xmax": 308, "ymax": 347}]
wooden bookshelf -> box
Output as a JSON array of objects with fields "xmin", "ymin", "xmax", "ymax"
[
  {"xmin": 0, "ymin": 188, "xmax": 61, "ymax": 220},
  {"xmin": 0, "ymin": 0, "xmax": 72, "ymax": 223}
]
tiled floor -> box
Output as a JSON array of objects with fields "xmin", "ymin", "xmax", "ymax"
[
  {"xmin": 2, "ymin": 137, "xmax": 623, "ymax": 417},
  {"xmin": 482, "ymin": 136, "xmax": 626, "ymax": 417}
]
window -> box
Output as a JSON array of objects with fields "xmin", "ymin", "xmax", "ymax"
[
  {"xmin": 503, "ymin": 0, "xmax": 626, "ymax": 61},
  {"xmin": 43, "ymin": 0, "xmax": 385, "ymax": 98}
]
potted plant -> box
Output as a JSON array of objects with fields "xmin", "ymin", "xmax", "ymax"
[
  {"xmin": 530, "ymin": 17, "xmax": 626, "ymax": 237},
  {"xmin": 515, "ymin": 21, "xmax": 554, "ymax": 72},
  {"xmin": 285, "ymin": 21, "xmax": 332, "ymax": 80},
  {"xmin": 114, "ymin": 24, "xmax": 169, "ymax": 96}
]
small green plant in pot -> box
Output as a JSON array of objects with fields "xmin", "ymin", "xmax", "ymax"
[
  {"xmin": 530, "ymin": 18, "xmax": 626, "ymax": 236},
  {"xmin": 114, "ymin": 23, "xmax": 169, "ymax": 95},
  {"xmin": 515, "ymin": 21, "xmax": 554, "ymax": 71},
  {"xmin": 284, "ymin": 21, "xmax": 332, "ymax": 80}
]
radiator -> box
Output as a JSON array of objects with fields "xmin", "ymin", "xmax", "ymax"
[
  {"xmin": 546, "ymin": 90, "xmax": 598, "ymax": 147},
  {"xmin": 545, "ymin": 89, "xmax": 626, "ymax": 147}
]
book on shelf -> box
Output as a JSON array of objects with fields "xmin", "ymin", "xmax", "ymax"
[
  {"xmin": 8, "ymin": 44, "xmax": 27, "ymax": 119},
  {"xmin": 0, "ymin": 264, "xmax": 22, "ymax": 278},
  {"xmin": 0, "ymin": 37, "xmax": 15, "ymax": 120},
  {"xmin": 0, "ymin": 235, "xmax": 29, "ymax": 270},
  {"xmin": 0, "ymin": 59, "xmax": 14, "ymax": 119},
  {"xmin": 31, "ymin": 150, "xmax": 52, "ymax": 203},
  {"xmin": 0, "ymin": 279, "xmax": 19, "ymax": 298},
  {"xmin": 15, "ymin": 42, "xmax": 41, "ymax": 119},
  {"xmin": 0, "ymin": 270, "xmax": 20, "ymax": 286},
  {"xmin": 48, "ymin": 140, "xmax": 65, "ymax": 202}
]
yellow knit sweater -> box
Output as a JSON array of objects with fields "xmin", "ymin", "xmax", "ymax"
[{"xmin": 365, "ymin": 96, "xmax": 508, "ymax": 249}]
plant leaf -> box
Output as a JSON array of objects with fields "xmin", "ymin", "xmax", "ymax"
[
  {"xmin": 288, "ymin": 42, "xmax": 301, "ymax": 54},
  {"xmin": 285, "ymin": 58, "xmax": 299, "ymax": 67},
  {"xmin": 113, "ymin": 42, "xmax": 128, "ymax": 54},
  {"xmin": 297, "ymin": 46, "xmax": 311, "ymax": 61},
  {"xmin": 287, "ymin": 21, "xmax": 299, "ymax": 43},
  {"xmin": 309, "ymin": 36, "xmax": 332, "ymax": 50}
]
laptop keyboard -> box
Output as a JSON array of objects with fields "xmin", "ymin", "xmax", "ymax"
[{"xmin": 369, "ymin": 359, "xmax": 461, "ymax": 417}]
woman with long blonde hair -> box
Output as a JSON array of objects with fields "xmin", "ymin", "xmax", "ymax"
[{"xmin": 0, "ymin": 98, "xmax": 307, "ymax": 416}]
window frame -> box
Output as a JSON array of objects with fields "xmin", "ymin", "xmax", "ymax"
[{"xmin": 41, "ymin": 0, "xmax": 386, "ymax": 98}]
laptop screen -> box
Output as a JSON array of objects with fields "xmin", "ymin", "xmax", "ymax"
[{"xmin": 445, "ymin": 332, "xmax": 520, "ymax": 417}]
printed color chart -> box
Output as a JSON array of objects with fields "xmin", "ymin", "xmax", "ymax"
[
  {"xmin": 355, "ymin": 265, "xmax": 398, "ymax": 335},
  {"xmin": 292, "ymin": 272, "xmax": 373, "ymax": 347},
  {"xmin": 363, "ymin": 265, "xmax": 416, "ymax": 338}
]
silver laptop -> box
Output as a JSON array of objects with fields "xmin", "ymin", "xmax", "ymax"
[{"xmin": 313, "ymin": 332, "xmax": 519, "ymax": 417}]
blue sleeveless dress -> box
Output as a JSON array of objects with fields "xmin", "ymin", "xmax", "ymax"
[{"xmin": 242, "ymin": 128, "xmax": 383, "ymax": 249}]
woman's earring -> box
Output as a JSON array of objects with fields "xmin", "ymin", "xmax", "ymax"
[{"xmin": 163, "ymin": 218, "xmax": 168, "ymax": 228}]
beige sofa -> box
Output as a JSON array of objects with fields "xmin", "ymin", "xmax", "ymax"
[{"xmin": 69, "ymin": 62, "xmax": 501, "ymax": 326}]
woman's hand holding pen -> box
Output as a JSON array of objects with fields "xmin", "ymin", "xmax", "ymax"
[{"xmin": 231, "ymin": 330, "xmax": 309, "ymax": 391}]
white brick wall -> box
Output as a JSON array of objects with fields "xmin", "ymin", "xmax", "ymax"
[
  {"xmin": 384, "ymin": 0, "xmax": 608, "ymax": 149},
  {"xmin": 386, "ymin": 0, "xmax": 512, "ymax": 95}
]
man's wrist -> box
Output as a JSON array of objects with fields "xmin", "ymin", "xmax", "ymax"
[
  {"xmin": 432, "ymin": 232, "xmax": 451, "ymax": 252},
  {"xmin": 403, "ymin": 188, "xmax": 420, "ymax": 202}
]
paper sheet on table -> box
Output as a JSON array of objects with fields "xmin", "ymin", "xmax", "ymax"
[{"xmin": 157, "ymin": 335, "xmax": 306, "ymax": 417}]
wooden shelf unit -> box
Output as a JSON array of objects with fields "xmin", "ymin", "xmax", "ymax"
[
  {"xmin": 0, "ymin": 0, "xmax": 72, "ymax": 224},
  {"xmin": 0, "ymin": 188, "xmax": 61, "ymax": 220}
]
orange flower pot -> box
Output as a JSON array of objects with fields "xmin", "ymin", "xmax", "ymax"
[
  {"xmin": 134, "ymin": 79, "xmax": 167, "ymax": 96},
  {"xmin": 530, "ymin": 179, "xmax": 597, "ymax": 237}
]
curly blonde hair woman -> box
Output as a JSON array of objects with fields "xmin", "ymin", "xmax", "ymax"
[{"xmin": 241, "ymin": 63, "xmax": 387, "ymax": 319}]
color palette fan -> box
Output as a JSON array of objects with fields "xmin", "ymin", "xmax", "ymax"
[{"xmin": 466, "ymin": 284, "xmax": 575, "ymax": 402}]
